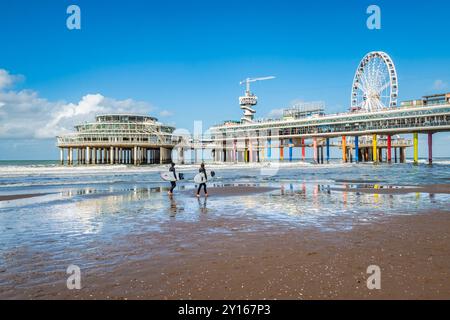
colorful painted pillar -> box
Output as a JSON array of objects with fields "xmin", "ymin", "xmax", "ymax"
[
  {"xmin": 280, "ymin": 143, "xmax": 284, "ymax": 161},
  {"xmin": 301, "ymin": 138, "xmax": 305, "ymax": 161},
  {"xmin": 313, "ymin": 137, "xmax": 318, "ymax": 164},
  {"xmin": 387, "ymin": 135, "xmax": 392, "ymax": 163},
  {"xmin": 267, "ymin": 138, "xmax": 272, "ymax": 160},
  {"xmin": 289, "ymin": 138, "xmax": 293, "ymax": 162},
  {"xmin": 326, "ymin": 138, "xmax": 330, "ymax": 163},
  {"xmin": 261, "ymin": 141, "xmax": 265, "ymax": 162},
  {"xmin": 428, "ymin": 132, "xmax": 433, "ymax": 165},
  {"xmin": 372, "ymin": 134, "xmax": 378, "ymax": 163},
  {"xmin": 244, "ymin": 140, "xmax": 248, "ymax": 163},
  {"xmin": 354, "ymin": 136, "xmax": 359, "ymax": 163},
  {"xmin": 342, "ymin": 136, "xmax": 347, "ymax": 162},
  {"xmin": 413, "ymin": 132, "xmax": 419, "ymax": 165}
]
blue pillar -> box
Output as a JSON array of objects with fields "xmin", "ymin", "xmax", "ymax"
[
  {"xmin": 355, "ymin": 136, "xmax": 359, "ymax": 163},
  {"xmin": 268, "ymin": 139, "xmax": 272, "ymax": 159},
  {"xmin": 326, "ymin": 138, "xmax": 330, "ymax": 163},
  {"xmin": 289, "ymin": 138, "xmax": 293, "ymax": 162}
]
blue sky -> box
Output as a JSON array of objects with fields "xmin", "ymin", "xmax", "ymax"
[{"xmin": 0, "ymin": 0, "xmax": 449, "ymax": 159}]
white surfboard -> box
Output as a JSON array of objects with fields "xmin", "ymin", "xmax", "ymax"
[
  {"xmin": 194, "ymin": 171, "xmax": 215, "ymax": 184},
  {"xmin": 160, "ymin": 171, "xmax": 184, "ymax": 182}
]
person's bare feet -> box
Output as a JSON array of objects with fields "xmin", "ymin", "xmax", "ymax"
[
  {"xmin": 196, "ymin": 194, "xmax": 200, "ymax": 198},
  {"xmin": 205, "ymin": 193, "xmax": 208, "ymax": 197},
  {"xmin": 168, "ymin": 192, "xmax": 173, "ymax": 196}
]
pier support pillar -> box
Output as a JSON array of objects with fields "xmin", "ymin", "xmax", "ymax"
[
  {"xmin": 267, "ymin": 139, "xmax": 272, "ymax": 160},
  {"xmin": 428, "ymin": 132, "xmax": 433, "ymax": 165},
  {"xmin": 387, "ymin": 135, "xmax": 392, "ymax": 163},
  {"xmin": 86, "ymin": 147, "xmax": 90, "ymax": 165},
  {"xmin": 301, "ymin": 138, "xmax": 305, "ymax": 161},
  {"xmin": 260, "ymin": 141, "xmax": 265, "ymax": 162},
  {"xmin": 320, "ymin": 146, "xmax": 324, "ymax": 164},
  {"xmin": 326, "ymin": 138, "xmax": 330, "ymax": 163},
  {"xmin": 313, "ymin": 138, "xmax": 318, "ymax": 164},
  {"xmin": 289, "ymin": 138, "xmax": 293, "ymax": 162},
  {"xmin": 372, "ymin": 134, "xmax": 378, "ymax": 163},
  {"xmin": 249, "ymin": 141, "xmax": 253, "ymax": 163},
  {"xmin": 413, "ymin": 133, "xmax": 419, "ymax": 165},
  {"xmin": 342, "ymin": 136, "xmax": 347, "ymax": 162},
  {"xmin": 60, "ymin": 148, "xmax": 64, "ymax": 165},
  {"xmin": 159, "ymin": 147, "xmax": 163, "ymax": 165},
  {"xmin": 110, "ymin": 147, "xmax": 114, "ymax": 165},
  {"xmin": 354, "ymin": 136, "xmax": 359, "ymax": 163},
  {"xmin": 68, "ymin": 148, "xmax": 73, "ymax": 165}
]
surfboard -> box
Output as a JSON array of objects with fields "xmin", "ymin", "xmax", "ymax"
[
  {"xmin": 160, "ymin": 171, "xmax": 184, "ymax": 182},
  {"xmin": 194, "ymin": 171, "xmax": 215, "ymax": 184}
]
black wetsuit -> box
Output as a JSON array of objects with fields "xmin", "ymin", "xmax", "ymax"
[
  {"xmin": 197, "ymin": 168, "xmax": 207, "ymax": 195},
  {"xmin": 169, "ymin": 166, "xmax": 176, "ymax": 193}
]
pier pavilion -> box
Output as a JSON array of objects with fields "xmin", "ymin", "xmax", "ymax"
[{"xmin": 57, "ymin": 114, "xmax": 179, "ymax": 165}]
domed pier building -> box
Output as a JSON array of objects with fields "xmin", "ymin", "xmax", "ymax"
[{"xmin": 57, "ymin": 114, "xmax": 179, "ymax": 165}]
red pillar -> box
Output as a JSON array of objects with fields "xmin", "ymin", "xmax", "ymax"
[
  {"xmin": 387, "ymin": 135, "xmax": 392, "ymax": 163},
  {"xmin": 301, "ymin": 138, "xmax": 305, "ymax": 161},
  {"xmin": 428, "ymin": 132, "xmax": 433, "ymax": 165}
]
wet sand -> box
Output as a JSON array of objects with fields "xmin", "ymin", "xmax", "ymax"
[
  {"xmin": 332, "ymin": 183, "xmax": 450, "ymax": 195},
  {"xmin": 2, "ymin": 209, "xmax": 449, "ymax": 300},
  {"xmin": 0, "ymin": 193, "xmax": 50, "ymax": 202},
  {"xmin": 181, "ymin": 186, "xmax": 278, "ymax": 197}
]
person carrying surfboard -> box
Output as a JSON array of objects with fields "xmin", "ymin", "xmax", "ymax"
[
  {"xmin": 196, "ymin": 163, "xmax": 208, "ymax": 197},
  {"xmin": 168, "ymin": 162, "xmax": 177, "ymax": 196}
]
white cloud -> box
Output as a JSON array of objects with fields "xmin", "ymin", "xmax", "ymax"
[
  {"xmin": 0, "ymin": 69, "xmax": 160, "ymax": 139},
  {"xmin": 159, "ymin": 110, "xmax": 173, "ymax": 117},
  {"xmin": 267, "ymin": 108, "xmax": 284, "ymax": 119},
  {"xmin": 0, "ymin": 69, "xmax": 23, "ymax": 90},
  {"xmin": 433, "ymin": 79, "xmax": 448, "ymax": 91}
]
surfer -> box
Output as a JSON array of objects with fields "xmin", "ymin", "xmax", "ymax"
[
  {"xmin": 168, "ymin": 162, "xmax": 177, "ymax": 196},
  {"xmin": 196, "ymin": 163, "xmax": 208, "ymax": 197}
]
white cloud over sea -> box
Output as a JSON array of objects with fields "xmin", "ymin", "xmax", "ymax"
[{"xmin": 0, "ymin": 69, "xmax": 162, "ymax": 140}]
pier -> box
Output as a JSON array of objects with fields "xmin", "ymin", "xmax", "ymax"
[{"xmin": 208, "ymin": 96, "xmax": 450, "ymax": 165}]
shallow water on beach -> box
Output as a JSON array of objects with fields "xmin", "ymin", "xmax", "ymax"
[{"xmin": 0, "ymin": 161, "xmax": 449, "ymax": 293}]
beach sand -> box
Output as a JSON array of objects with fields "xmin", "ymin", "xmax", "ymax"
[
  {"xmin": 2, "ymin": 207, "xmax": 449, "ymax": 300},
  {"xmin": 0, "ymin": 193, "xmax": 50, "ymax": 202}
]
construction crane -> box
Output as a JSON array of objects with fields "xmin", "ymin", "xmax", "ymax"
[
  {"xmin": 239, "ymin": 76, "xmax": 275, "ymax": 123},
  {"xmin": 240, "ymin": 76, "xmax": 276, "ymax": 94}
]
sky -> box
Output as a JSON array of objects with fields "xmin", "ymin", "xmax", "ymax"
[{"xmin": 0, "ymin": 0, "xmax": 449, "ymax": 160}]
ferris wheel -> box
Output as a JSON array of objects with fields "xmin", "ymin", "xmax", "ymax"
[{"xmin": 351, "ymin": 51, "xmax": 398, "ymax": 112}]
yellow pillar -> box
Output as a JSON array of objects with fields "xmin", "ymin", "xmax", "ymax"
[
  {"xmin": 342, "ymin": 136, "xmax": 347, "ymax": 162},
  {"xmin": 261, "ymin": 146, "xmax": 265, "ymax": 161},
  {"xmin": 372, "ymin": 134, "xmax": 378, "ymax": 162},
  {"xmin": 413, "ymin": 133, "xmax": 419, "ymax": 164}
]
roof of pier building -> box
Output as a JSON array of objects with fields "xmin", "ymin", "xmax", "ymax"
[{"xmin": 57, "ymin": 113, "xmax": 178, "ymax": 148}]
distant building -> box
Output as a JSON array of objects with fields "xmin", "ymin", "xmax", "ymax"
[{"xmin": 401, "ymin": 92, "xmax": 450, "ymax": 107}]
